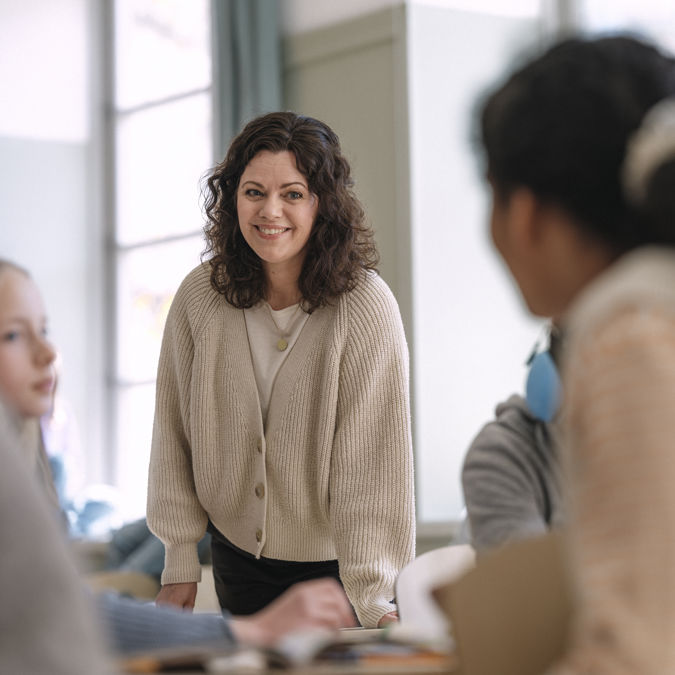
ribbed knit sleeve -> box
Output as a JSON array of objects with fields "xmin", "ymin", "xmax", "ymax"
[
  {"xmin": 330, "ymin": 274, "xmax": 416, "ymax": 628},
  {"xmin": 96, "ymin": 593, "xmax": 234, "ymax": 655},
  {"xmin": 147, "ymin": 264, "xmax": 215, "ymax": 585}
]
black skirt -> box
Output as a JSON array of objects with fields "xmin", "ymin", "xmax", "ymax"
[{"xmin": 208, "ymin": 522, "xmax": 343, "ymax": 616}]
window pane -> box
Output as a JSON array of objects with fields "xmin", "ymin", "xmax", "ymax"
[
  {"xmin": 116, "ymin": 235, "xmax": 203, "ymax": 383},
  {"xmin": 114, "ymin": 0, "xmax": 211, "ymax": 109},
  {"xmin": 579, "ymin": 0, "xmax": 675, "ymax": 51},
  {"xmin": 115, "ymin": 383, "xmax": 155, "ymax": 519},
  {"xmin": 115, "ymin": 93, "xmax": 212, "ymax": 246}
]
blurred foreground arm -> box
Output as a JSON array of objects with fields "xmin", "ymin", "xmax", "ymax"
[
  {"xmin": 231, "ymin": 578, "xmax": 356, "ymax": 646},
  {"xmin": 99, "ymin": 578, "xmax": 354, "ymax": 655}
]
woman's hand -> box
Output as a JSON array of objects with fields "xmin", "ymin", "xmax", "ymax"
[
  {"xmin": 155, "ymin": 581, "xmax": 198, "ymax": 611},
  {"xmin": 230, "ymin": 578, "xmax": 356, "ymax": 647},
  {"xmin": 377, "ymin": 610, "xmax": 399, "ymax": 627}
]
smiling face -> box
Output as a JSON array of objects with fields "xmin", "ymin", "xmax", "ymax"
[
  {"xmin": 0, "ymin": 267, "xmax": 56, "ymax": 419},
  {"xmin": 236, "ymin": 150, "xmax": 319, "ymax": 279}
]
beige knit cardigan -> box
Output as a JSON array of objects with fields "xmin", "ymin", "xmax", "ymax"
[
  {"xmin": 549, "ymin": 247, "xmax": 675, "ymax": 673},
  {"xmin": 147, "ymin": 263, "xmax": 416, "ymax": 627}
]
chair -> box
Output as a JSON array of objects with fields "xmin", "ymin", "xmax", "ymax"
[{"xmin": 396, "ymin": 544, "xmax": 476, "ymax": 641}]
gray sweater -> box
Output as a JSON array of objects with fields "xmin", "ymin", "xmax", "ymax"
[{"xmin": 461, "ymin": 394, "xmax": 564, "ymax": 552}]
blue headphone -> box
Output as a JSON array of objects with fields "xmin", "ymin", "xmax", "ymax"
[{"xmin": 525, "ymin": 326, "xmax": 562, "ymax": 423}]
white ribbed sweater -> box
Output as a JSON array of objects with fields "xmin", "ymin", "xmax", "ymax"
[{"xmin": 147, "ymin": 263, "xmax": 415, "ymax": 627}]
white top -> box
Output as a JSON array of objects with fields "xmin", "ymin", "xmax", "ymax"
[{"xmin": 244, "ymin": 302, "xmax": 309, "ymax": 424}]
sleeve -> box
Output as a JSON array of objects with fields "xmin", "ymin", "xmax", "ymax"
[
  {"xmin": 146, "ymin": 277, "xmax": 209, "ymax": 585},
  {"xmin": 550, "ymin": 308, "xmax": 675, "ymax": 673},
  {"xmin": 96, "ymin": 593, "xmax": 234, "ymax": 655},
  {"xmin": 461, "ymin": 407, "xmax": 552, "ymax": 552},
  {"xmin": 329, "ymin": 278, "xmax": 416, "ymax": 628}
]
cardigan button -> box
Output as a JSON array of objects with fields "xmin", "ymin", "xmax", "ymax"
[
  {"xmin": 255, "ymin": 528, "xmax": 263, "ymax": 543},
  {"xmin": 255, "ymin": 483, "xmax": 265, "ymax": 499}
]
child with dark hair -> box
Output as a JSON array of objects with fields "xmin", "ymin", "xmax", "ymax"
[{"xmin": 478, "ymin": 34, "xmax": 675, "ymax": 672}]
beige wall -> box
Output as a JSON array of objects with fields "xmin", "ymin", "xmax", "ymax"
[
  {"xmin": 282, "ymin": 7, "xmax": 413, "ymax": 341},
  {"xmin": 280, "ymin": 0, "xmax": 401, "ymax": 36}
]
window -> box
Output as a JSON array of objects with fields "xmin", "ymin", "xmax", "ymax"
[
  {"xmin": 108, "ymin": 0, "xmax": 213, "ymax": 517},
  {"xmin": 407, "ymin": 2, "xmax": 545, "ymax": 524},
  {"xmin": 576, "ymin": 0, "xmax": 675, "ymax": 51}
]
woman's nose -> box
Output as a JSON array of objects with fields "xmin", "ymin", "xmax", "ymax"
[{"xmin": 259, "ymin": 195, "xmax": 282, "ymax": 219}]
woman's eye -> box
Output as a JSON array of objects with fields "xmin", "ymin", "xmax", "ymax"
[
  {"xmin": 2, "ymin": 331, "xmax": 19, "ymax": 342},
  {"xmin": 286, "ymin": 191, "xmax": 303, "ymax": 200},
  {"xmin": 245, "ymin": 189, "xmax": 263, "ymax": 198}
]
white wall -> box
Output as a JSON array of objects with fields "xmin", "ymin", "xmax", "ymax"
[
  {"xmin": 0, "ymin": 0, "xmax": 105, "ymax": 482},
  {"xmin": 284, "ymin": 2, "xmax": 548, "ymax": 523},
  {"xmin": 407, "ymin": 5, "xmax": 543, "ymax": 521}
]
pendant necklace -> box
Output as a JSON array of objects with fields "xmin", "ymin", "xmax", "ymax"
[{"xmin": 266, "ymin": 302, "xmax": 303, "ymax": 352}]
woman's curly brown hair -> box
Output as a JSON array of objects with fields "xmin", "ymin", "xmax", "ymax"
[{"xmin": 202, "ymin": 111, "xmax": 379, "ymax": 311}]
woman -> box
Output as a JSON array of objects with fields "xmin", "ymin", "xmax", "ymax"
[
  {"xmin": 478, "ymin": 35, "xmax": 675, "ymax": 671},
  {"xmin": 147, "ymin": 112, "xmax": 415, "ymax": 628}
]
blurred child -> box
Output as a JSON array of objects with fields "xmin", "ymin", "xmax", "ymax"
[
  {"xmin": 0, "ymin": 258, "xmax": 356, "ymax": 664},
  {"xmin": 0, "ymin": 259, "xmax": 207, "ymax": 584},
  {"xmin": 0, "ymin": 259, "xmax": 114, "ymax": 534},
  {"xmin": 477, "ymin": 34, "xmax": 675, "ymax": 672},
  {"xmin": 0, "ymin": 259, "xmax": 60, "ymax": 512}
]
